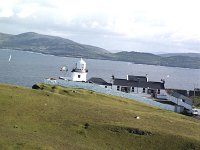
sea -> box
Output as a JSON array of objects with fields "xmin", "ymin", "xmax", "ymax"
[{"xmin": 0, "ymin": 49, "xmax": 199, "ymax": 90}]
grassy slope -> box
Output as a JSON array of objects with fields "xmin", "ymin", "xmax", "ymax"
[
  {"xmin": 192, "ymin": 96, "xmax": 200, "ymax": 108},
  {"xmin": 0, "ymin": 84, "xmax": 200, "ymax": 150}
]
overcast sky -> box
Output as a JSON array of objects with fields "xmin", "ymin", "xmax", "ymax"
[{"xmin": 0, "ymin": 0, "xmax": 200, "ymax": 53}]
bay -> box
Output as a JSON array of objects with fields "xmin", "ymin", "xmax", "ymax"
[{"xmin": 0, "ymin": 49, "xmax": 199, "ymax": 90}]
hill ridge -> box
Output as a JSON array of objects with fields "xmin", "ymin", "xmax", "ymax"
[{"xmin": 0, "ymin": 32, "xmax": 200, "ymax": 69}]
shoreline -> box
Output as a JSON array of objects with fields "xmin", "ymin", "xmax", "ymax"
[{"xmin": 1, "ymin": 48, "xmax": 200, "ymax": 70}]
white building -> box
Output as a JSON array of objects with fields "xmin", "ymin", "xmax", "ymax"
[
  {"xmin": 112, "ymin": 75, "xmax": 166, "ymax": 96},
  {"xmin": 71, "ymin": 58, "xmax": 88, "ymax": 82},
  {"xmin": 112, "ymin": 75, "xmax": 193, "ymax": 111}
]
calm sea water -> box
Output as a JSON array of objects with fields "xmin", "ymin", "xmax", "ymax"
[{"xmin": 0, "ymin": 49, "xmax": 199, "ymax": 90}]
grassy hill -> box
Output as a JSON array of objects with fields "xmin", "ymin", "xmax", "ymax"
[
  {"xmin": 0, "ymin": 83, "xmax": 200, "ymax": 150},
  {"xmin": 192, "ymin": 96, "xmax": 200, "ymax": 108}
]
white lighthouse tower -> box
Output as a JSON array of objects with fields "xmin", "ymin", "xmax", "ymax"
[{"xmin": 71, "ymin": 58, "xmax": 88, "ymax": 82}]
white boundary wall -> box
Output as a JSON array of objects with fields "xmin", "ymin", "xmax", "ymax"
[
  {"xmin": 44, "ymin": 79, "xmax": 176, "ymax": 112},
  {"xmin": 167, "ymin": 95, "xmax": 192, "ymax": 110}
]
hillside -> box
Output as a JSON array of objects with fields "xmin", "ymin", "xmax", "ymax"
[
  {"xmin": 192, "ymin": 96, "xmax": 200, "ymax": 108},
  {"xmin": 159, "ymin": 53, "xmax": 200, "ymax": 58},
  {"xmin": 0, "ymin": 84, "xmax": 200, "ymax": 150},
  {"xmin": 111, "ymin": 51, "xmax": 161, "ymax": 65},
  {"xmin": 0, "ymin": 33, "xmax": 12, "ymax": 44},
  {"xmin": 160, "ymin": 56, "xmax": 200, "ymax": 68},
  {"xmin": 111, "ymin": 51, "xmax": 200, "ymax": 68},
  {"xmin": 0, "ymin": 32, "xmax": 200, "ymax": 69},
  {"xmin": 0, "ymin": 32, "xmax": 110, "ymax": 58}
]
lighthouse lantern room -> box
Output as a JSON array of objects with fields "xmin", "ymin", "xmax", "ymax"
[{"xmin": 71, "ymin": 58, "xmax": 88, "ymax": 82}]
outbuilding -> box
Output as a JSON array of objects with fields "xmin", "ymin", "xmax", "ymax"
[{"xmin": 87, "ymin": 77, "xmax": 112, "ymax": 89}]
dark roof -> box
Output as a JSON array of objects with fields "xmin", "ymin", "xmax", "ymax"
[
  {"xmin": 87, "ymin": 77, "xmax": 112, "ymax": 86},
  {"xmin": 148, "ymin": 82, "xmax": 165, "ymax": 90},
  {"xmin": 113, "ymin": 78, "xmax": 147, "ymax": 87},
  {"xmin": 113, "ymin": 78, "xmax": 134, "ymax": 86},
  {"xmin": 113, "ymin": 78, "xmax": 164, "ymax": 89},
  {"xmin": 127, "ymin": 75, "xmax": 147, "ymax": 82},
  {"xmin": 171, "ymin": 92, "xmax": 193, "ymax": 105},
  {"xmin": 138, "ymin": 81, "xmax": 149, "ymax": 88}
]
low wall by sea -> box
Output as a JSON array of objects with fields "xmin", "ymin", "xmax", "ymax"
[{"xmin": 44, "ymin": 79, "xmax": 176, "ymax": 112}]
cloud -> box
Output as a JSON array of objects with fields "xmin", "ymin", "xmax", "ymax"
[{"xmin": 0, "ymin": 0, "xmax": 200, "ymax": 53}]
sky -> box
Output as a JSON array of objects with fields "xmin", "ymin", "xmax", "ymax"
[{"xmin": 0, "ymin": 0, "xmax": 200, "ymax": 53}]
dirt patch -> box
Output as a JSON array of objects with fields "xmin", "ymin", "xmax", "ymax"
[
  {"xmin": 109, "ymin": 126, "xmax": 152, "ymax": 136},
  {"xmin": 126, "ymin": 128, "xmax": 152, "ymax": 135},
  {"xmin": 84, "ymin": 123, "xmax": 90, "ymax": 129}
]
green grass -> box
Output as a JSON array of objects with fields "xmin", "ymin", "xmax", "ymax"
[
  {"xmin": 192, "ymin": 96, "xmax": 200, "ymax": 108},
  {"xmin": 0, "ymin": 83, "xmax": 200, "ymax": 150}
]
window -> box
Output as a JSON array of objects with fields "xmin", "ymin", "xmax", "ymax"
[
  {"xmin": 143, "ymin": 88, "xmax": 145, "ymax": 93},
  {"xmin": 81, "ymin": 64, "xmax": 84, "ymax": 70},
  {"xmin": 78, "ymin": 75, "xmax": 81, "ymax": 78},
  {"xmin": 121, "ymin": 87, "xmax": 125, "ymax": 92},
  {"xmin": 158, "ymin": 89, "xmax": 160, "ymax": 94},
  {"xmin": 132, "ymin": 87, "xmax": 134, "ymax": 92},
  {"xmin": 117, "ymin": 86, "xmax": 120, "ymax": 91}
]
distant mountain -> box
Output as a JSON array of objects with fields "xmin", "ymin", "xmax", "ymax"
[
  {"xmin": 159, "ymin": 53, "xmax": 200, "ymax": 58},
  {"xmin": 111, "ymin": 51, "xmax": 161, "ymax": 65},
  {"xmin": 160, "ymin": 56, "xmax": 200, "ymax": 68},
  {"xmin": 0, "ymin": 33, "xmax": 12, "ymax": 44},
  {"xmin": 0, "ymin": 32, "xmax": 110, "ymax": 59},
  {"xmin": 0, "ymin": 32, "xmax": 200, "ymax": 69},
  {"xmin": 109, "ymin": 51, "xmax": 200, "ymax": 69}
]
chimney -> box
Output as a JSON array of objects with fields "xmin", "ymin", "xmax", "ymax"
[
  {"xmin": 161, "ymin": 79, "xmax": 165, "ymax": 84},
  {"xmin": 111, "ymin": 75, "xmax": 115, "ymax": 80}
]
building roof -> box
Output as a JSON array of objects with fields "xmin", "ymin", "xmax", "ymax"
[
  {"xmin": 113, "ymin": 78, "xmax": 149, "ymax": 87},
  {"xmin": 113, "ymin": 78, "xmax": 134, "ymax": 86},
  {"xmin": 113, "ymin": 78, "xmax": 164, "ymax": 89},
  {"xmin": 127, "ymin": 75, "xmax": 147, "ymax": 82},
  {"xmin": 148, "ymin": 81, "xmax": 165, "ymax": 89},
  {"xmin": 87, "ymin": 77, "xmax": 112, "ymax": 86}
]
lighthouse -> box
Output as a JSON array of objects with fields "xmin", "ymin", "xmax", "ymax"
[{"xmin": 71, "ymin": 58, "xmax": 88, "ymax": 82}]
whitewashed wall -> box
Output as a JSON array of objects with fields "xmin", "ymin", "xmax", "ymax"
[
  {"xmin": 71, "ymin": 72, "xmax": 87, "ymax": 82},
  {"xmin": 98, "ymin": 84, "xmax": 112, "ymax": 89},
  {"xmin": 167, "ymin": 95, "xmax": 192, "ymax": 110}
]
